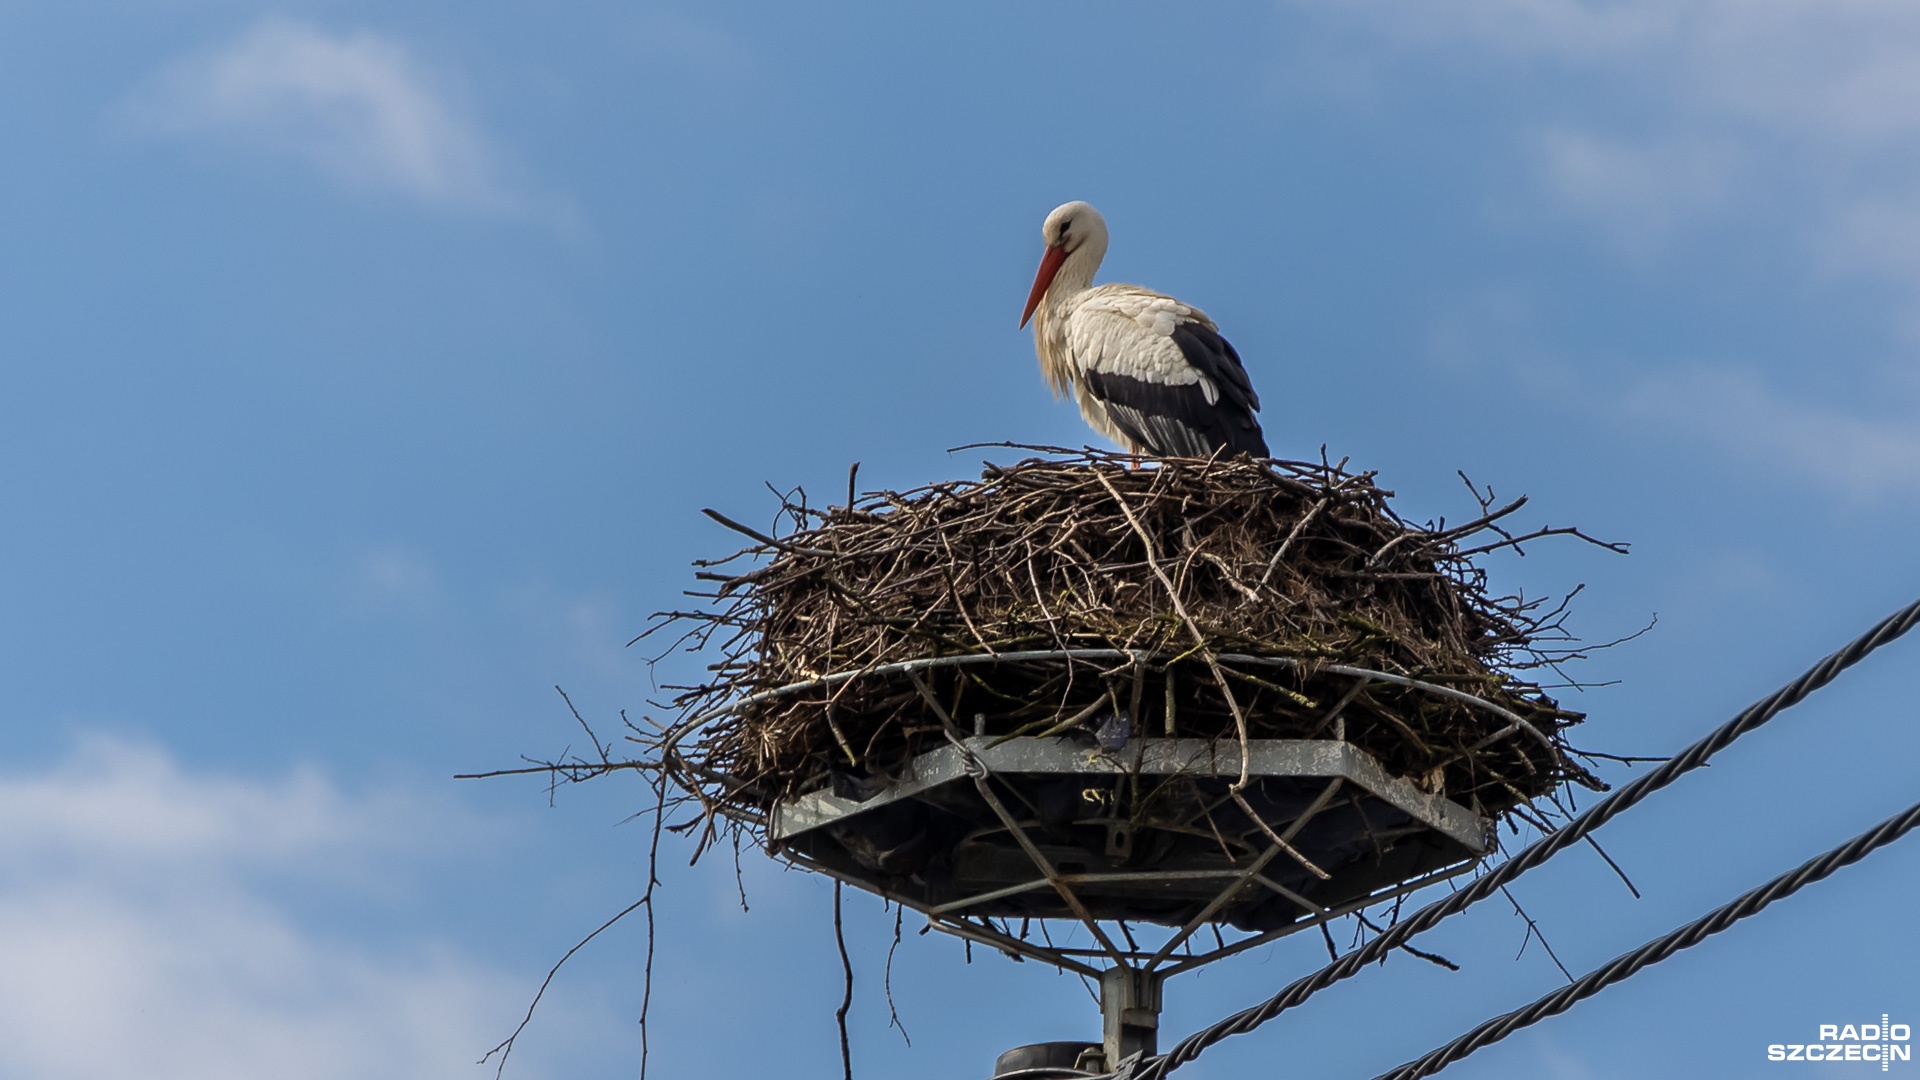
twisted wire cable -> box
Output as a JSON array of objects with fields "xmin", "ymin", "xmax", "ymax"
[
  {"xmin": 1371, "ymin": 800, "xmax": 1920, "ymax": 1080},
  {"xmin": 1138, "ymin": 594, "xmax": 1920, "ymax": 1079}
]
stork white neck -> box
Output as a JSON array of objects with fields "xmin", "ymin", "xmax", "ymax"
[{"xmin": 1025, "ymin": 202, "xmax": 1111, "ymax": 398}]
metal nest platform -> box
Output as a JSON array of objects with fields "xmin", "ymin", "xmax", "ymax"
[
  {"xmin": 774, "ymin": 732, "xmax": 1490, "ymax": 937},
  {"xmin": 667, "ymin": 654, "xmax": 1547, "ymax": 1072}
]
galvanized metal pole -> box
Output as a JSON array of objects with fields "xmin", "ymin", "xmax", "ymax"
[{"xmin": 1101, "ymin": 968, "xmax": 1163, "ymax": 1068}]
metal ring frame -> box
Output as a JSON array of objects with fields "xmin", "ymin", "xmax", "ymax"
[
  {"xmin": 659, "ymin": 649, "xmax": 1559, "ymax": 986},
  {"xmin": 661, "ymin": 648, "xmax": 1559, "ymax": 759}
]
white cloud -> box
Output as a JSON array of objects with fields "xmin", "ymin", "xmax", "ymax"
[
  {"xmin": 1311, "ymin": 0, "xmax": 1674, "ymax": 62},
  {"xmin": 1424, "ymin": 292, "xmax": 1920, "ymax": 492},
  {"xmin": 1527, "ymin": 1030, "xmax": 1602, "ymax": 1080},
  {"xmin": 626, "ymin": 11, "xmax": 755, "ymax": 79},
  {"xmin": 1300, "ymin": 1, "xmax": 1920, "ymax": 276},
  {"xmin": 0, "ymin": 737, "xmax": 421, "ymax": 869},
  {"xmin": 0, "ymin": 736, "xmax": 573, "ymax": 1080},
  {"xmin": 333, "ymin": 540, "xmax": 638, "ymax": 686},
  {"xmin": 130, "ymin": 19, "xmax": 519, "ymax": 212},
  {"xmin": 1624, "ymin": 367, "xmax": 1920, "ymax": 494},
  {"xmin": 1664, "ymin": 4, "xmax": 1920, "ymax": 149},
  {"xmin": 1301, "ymin": 2, "xmax": 1920, "ymax": 485},
  {"xmin": 503, "ymin": 580, "xmax": 634, "ymax": 681},
  {"xmin": 349, "ymin": 543, "xmax": 448, "ymax": 619},
  {"xmin": 1534, "ymin": 130, "xmax": 1737, "ymax": 250},
  {"xmin": 1815, "ymin": 199, "xmax": 1920, "ymax": 301}
]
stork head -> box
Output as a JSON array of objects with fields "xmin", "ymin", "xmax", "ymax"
[{"xmin": 1021, "ymin": 200, "xmax": 1108, "ymax": 328}]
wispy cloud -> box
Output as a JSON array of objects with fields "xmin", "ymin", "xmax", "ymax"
[
  {"xmin": 1426, "ymin": 291, "xmax": 1920, "ymax": 493},
  {"xmin": 348, "ymin": 543, "xmax": 449, "ymax": 619},
  {"xmin": 1300, "ymin": 1, "xmax": 1920, "ymax": 278},
  {"xmin": 129, "ymin": 19, "xmax": 525, "ymax": 214},
  {"xmin": 335, "ymin": 541, "xmax": 636, "ymax": 682},
  {"xmin": 1533, "ymin": 130, "xmax": 1737, "ymax": 252},
  {"xmin": 1307, "ymin": 0, "xmax": 1675, "ymax": 62},
  {"xmin": 625, "ymin": 11, "xmax": 755, "ymax": 80},
  {"xmin": 0, "ymin": 736, "xmax": 440, "ymax": 870},
  {"xmin": 1623, "ymin": 366, "xmax": 1920, "ymax": 495},
  {"xmin": 1527, "ymin": 1029, "xmax": 1603, "ymax": 1080},
  {"xmin": 0, "ymin": 736, "xmax": 582, "ymax": 1079},
  {"xmin": 1301, "ymin": 2, "xmax": 1920, "ymax": 488}
]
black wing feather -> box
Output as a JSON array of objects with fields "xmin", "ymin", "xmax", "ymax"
[{"xmin": 1082, "ymin": 321, "xmax": 1268, "ymax": 458}]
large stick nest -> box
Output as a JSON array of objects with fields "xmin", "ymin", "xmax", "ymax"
[{"xmin": 652, "ymin": 447, "xmax": 1617, "ymax": 824}]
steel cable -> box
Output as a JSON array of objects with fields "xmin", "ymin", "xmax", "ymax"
[
  {"xmin": 1371, "ymin": 800, "xmax": 1920, "ymax": 1080},
  {"xmin": 1138, "ymin": 594, "xmax": 1920, "ymax": 1079}
]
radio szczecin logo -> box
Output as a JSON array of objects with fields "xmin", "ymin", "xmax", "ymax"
[{"xmin": 1769, "ymin": 1016, "xmax": 1911, "ymax": 1069}]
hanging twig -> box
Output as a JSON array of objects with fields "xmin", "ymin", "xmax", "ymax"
[
  {"xmin": 1501, "ymin": 885, "xmax": 1574, "ymax": 982},
  {"xmin": 834, "ymin": 882, "xmax": 854, "ymax": 1080},
  {"xmin": 884, "ymin": 904, "xmax": 911, "ymax": 1046}
]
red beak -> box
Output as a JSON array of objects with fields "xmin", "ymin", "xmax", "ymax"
[{"xmin": 1019, "ymin": 244, "xmax": 1069, "ymax": 328}]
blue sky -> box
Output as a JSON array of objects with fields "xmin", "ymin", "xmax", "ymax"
[{"xmin": 3, "ymin": 2, "xmax": 1917, "ymax": 1077}]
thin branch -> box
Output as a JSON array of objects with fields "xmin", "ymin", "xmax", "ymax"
[
  {"xmin": 480, "ymin": 897, "xmax": 649, "ymax": 1077},
  {"xmin": 884, "ymin": 904, "xmax": 911, "ymax": 1046},
  {"xmin": 835, "ymin": 882, "xmax": 854, "ymax": 1080},
  {"xmin": 1501, "ymin": 884, "xmax": 1574, "ymax": 983}
]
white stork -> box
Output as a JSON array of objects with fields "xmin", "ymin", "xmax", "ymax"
[{"xmin": 1019, "ymin": 201, "xmax": 1269, "ymax": 459}]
